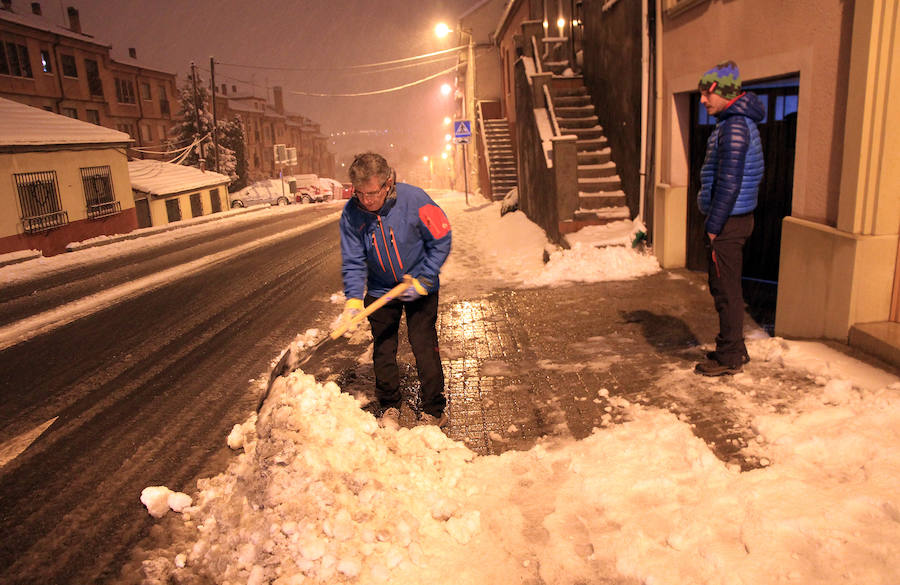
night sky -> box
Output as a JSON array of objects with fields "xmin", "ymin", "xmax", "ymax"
[{"xmin": 53, "ymin": 0, "xmax": 478, "ymax": 172}]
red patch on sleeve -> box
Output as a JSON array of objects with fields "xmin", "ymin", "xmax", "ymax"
[{"xmin": 419, "ymin": 204, "xmax": 450, "ymax": 239}]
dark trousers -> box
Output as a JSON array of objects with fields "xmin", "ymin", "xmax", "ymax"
[
  {"xmin": 365, "ymin": 291, "xmax": 446, "ymax": 417},
  {"xmin": 706, "ymin": 213, "xmax": 754, "ymax": 367}
]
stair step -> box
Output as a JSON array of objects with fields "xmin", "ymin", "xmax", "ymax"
[
  {"xmin": 555, "ymin": 115, "xmax": 599, "ymax": 128},
  {"xmin": 578, "ymin": 176, "xmax": 622, "ymax": 192},
  {"xmin": 555, "ymin": 105, "xmax": 595, "ymax": 116},
  {"xmin": 577, "ymin": 191, "xmax": 627, "ymax": 209},
  {"xmin": 571, "ymin": 206, "xmax": 631, "ymax": 224},
  {"xmin": 577, "ymin": 148, "xmax": 612, "ymax": 163},
  {"xmin": 560, "ymin": 125, "xmax": 606, "ymax": 138},
  {"xmin": 577, "ymin": 162, "xmax": 618, "ymax": 178},
  {"xmin": 551, "ymin": 85, "xmax": 587, "ymax": 96},
  {"xmin": 576, "ymin": 137, "xmax": 609, "ymax": 152}
]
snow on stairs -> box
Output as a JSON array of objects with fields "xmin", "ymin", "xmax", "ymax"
[
  {"xmin": 552, "ymin": 85, "xmax": 630, "ymax": 226},
  {"xmin": 483, "ymin": 119, "xmax": 518, "ymax": 200}
]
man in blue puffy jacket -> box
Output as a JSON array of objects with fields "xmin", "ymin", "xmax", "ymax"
[
  {"xmin": 339, "ymin": 152, "xmax": 452, "ymax": 426},
  {"xmin": 694, "ymin": 61, "xmax": 765, "ymax": 376}
]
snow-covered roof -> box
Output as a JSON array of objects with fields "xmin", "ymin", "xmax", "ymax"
[
  {"xmin": 110, "ymin": 55, "xmax": 177, "ymax": 76},
  {"xmin": 223, "ymin": 101, "xmax": 260, "ymax": 114},
  {"xmin": 0, "ymin": 7, "xmax": 111, "ymax": 47},
  {"xmin": 128, "ymin": 160, "xmax": 230, "ymax": 197},
  {"xmin": 0, "ymin": 97, "xmax": 132, "ymax": 148}
]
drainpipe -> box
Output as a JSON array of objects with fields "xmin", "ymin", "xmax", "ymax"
[
  {"xmin": 638, "ymin": 0, "xmax": 649, "ymax": 224},
  {"xmin": 51, "ymin": 38, "xmax": 65, "ymax": 113}
]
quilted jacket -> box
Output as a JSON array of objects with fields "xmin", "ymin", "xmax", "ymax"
[
  {"xmin": 340, "ymin": 183, "xmax": 452, "ymax": 299},
  {"xmin": 698, "ymin": 92, "xmax": 765, "ymax": 235}
]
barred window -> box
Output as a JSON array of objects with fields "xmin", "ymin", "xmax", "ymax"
[
  {"xmin": 80, "ymin": 166, "xmax": 121, "ymax": 219},
  {"xmin": 209, "ymin": 188, "xmax": 222, "ymax": 213},
  {"xmin": 165, "ymin": 198, "xmax": 181, "ymax": 223},
  {"xmin": 189, "ymin": 192, "xmax": 203, "ymax": 218},
  {"xmin": 14, "ymin": 171, "xmax": 68, "ymax": 233}
]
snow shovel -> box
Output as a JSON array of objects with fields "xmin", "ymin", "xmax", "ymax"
[{"xmin": 258, "ymin": 277, "xmax": 415, "ymax": 412}]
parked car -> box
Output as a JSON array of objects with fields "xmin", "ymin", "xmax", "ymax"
[
  {"xmin": 341, "ymin": 182, "xmax": 353, "ymax": 199},
  {"xmin": 229, "ymin": 182, "xmax": 292, "ymax": 208},
  {"xmin": 293, "ymin": 173, "xmax": 322, "ymax": 203},
  {"xmin": 318, "ymin": 178, "xmax": 343, "ymax": 202}
]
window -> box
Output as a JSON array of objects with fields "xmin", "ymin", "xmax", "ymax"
[
  {"xmin": 209, "ymin": 188, "xmax": 222, "ymax": 213},
  {"xmin": 85, "ymin": 59, "xmax": 102, "ymax": 96},
  {"xmin": 165, "ymin": 198, "xmax": 182, "ymax": 223},
  {"xmin": 80, "ymin": 166, "xmax": 121, "ymax": 219},
  {"xmin": 189, "ymin": 192, "xmax": 203, "ymax": 217},
  {"xmin": 61, "ymin": 54, "xmax": 77, "ymax": 77},
  {"xmin": 14, "ymin": 171, "xmax": 68, "ymax": 233},
  {"xmin": 40, "ymin": 49, "xmax": 51, "ymax": 73},
  {"xmin": 0, "ymin": 41, "xmax": 33, "ymax": 78},
  {"xmin": 140, "ymin": 124, "xmax": 152, "ymax": 142},
  {"xmin": 115, "ymin": 77, "xmax": 136, "ymax": 104},
  {"xmin": 159, "ymin": 84, "xmax": 170, "ymax": 115},
  {"xmin": 86, "ymin": 109, "xmax": 100, "ymax": 125},
  {"xmin": 62, "ymin": 107, "xmax": 78, "ymax": 119},
  {"xmin": 116, "ymin": 123, "xmax": 135, "ymax": 137},
  {"xmin": 141, "ymin": 82, "xmax": 151, "ymax": 100}
]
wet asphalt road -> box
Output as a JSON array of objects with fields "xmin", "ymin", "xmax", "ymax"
[{"xmin": 0, "ymin": 205, "xmax": 344, "ymax": 585}]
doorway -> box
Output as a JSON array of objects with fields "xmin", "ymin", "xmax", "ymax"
[{"xmin": 686, "ymin": 76, "xmax": 799, "ymax": 334}]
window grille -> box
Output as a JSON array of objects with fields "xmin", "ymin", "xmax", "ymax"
[
  {"xmin": 209, "ymin": 188, "xmax": 222, "ymax": 213},
  {"xmin": 15, "ymin": 171, "xmax": 69, "ymax": 233},
  {"xmin": 80, "ymin": 166, "xmax": 121, "ymax": 219},
  {"xmin": 165, "ymin": 198, "xmax": 182, "ymax": 223},
  {"xmin": 190, "ymin": 192, "xmax": 203, "ymax": 218}
]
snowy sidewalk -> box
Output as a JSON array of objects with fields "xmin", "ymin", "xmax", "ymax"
[{"xmin": 132, "ymin": 191, "xmax": 900, "ymax": 585}]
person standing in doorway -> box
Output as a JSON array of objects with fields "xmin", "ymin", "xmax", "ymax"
[
  {"xmin": 694, "ymin": 61, "xmax": 765, "ymax": 376},
  {"xmin": 339, "ymin": 152, "xmax": 452, "ymax": 426}
]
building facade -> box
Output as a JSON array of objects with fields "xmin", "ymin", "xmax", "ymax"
[
  {"xmin": 0, "ymin": 97, "xmax": 134, "ymax": 256},
  {"xmin": 0, "ymin": 2, "xmax": 178, "ymax": 154}
]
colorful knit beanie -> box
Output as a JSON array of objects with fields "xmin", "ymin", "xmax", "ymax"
[{"xmin": 698, "ymin": 61, "xmax": 742, "ymax": 99}]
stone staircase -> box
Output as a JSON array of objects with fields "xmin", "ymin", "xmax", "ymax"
[
  {"xmin": 551, "ymin": 85, "xmax": 630, "ymax": 226},
  {"xmin": 482, "ymin": 118, "xmax": 518, "ymax": 200}
]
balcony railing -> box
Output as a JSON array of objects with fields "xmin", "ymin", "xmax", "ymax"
[
  {"xmin": 87, "ymin": 200, "xmax": 121, "ymax": 219},
  {"xmin": 22, "ymin": 210, "xmax": 69, "ymax": 234}
]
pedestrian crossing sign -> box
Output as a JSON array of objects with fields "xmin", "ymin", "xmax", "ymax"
[{"xmin": 454, "ymin": 120, "xmax": 472, "ymax": 139}]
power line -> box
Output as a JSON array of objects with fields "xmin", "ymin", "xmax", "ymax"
[
  {"xmin": 214, "ymin": 45, "xmax": 465, "ymax": 73},
  {"xmin": 287, "ymin": 64, "xmax": 459, "ymax": 97}
]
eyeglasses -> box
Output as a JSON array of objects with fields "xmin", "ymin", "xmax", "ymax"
[{"xmin": 354, "ymin": 179, "xmax": 388, "ymax": 199}]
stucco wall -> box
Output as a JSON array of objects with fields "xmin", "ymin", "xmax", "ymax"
[
  {"xmin": 660, "ymin": 0, "xmax": 853, "ymax": 226},
  {"xmin": 0, "ymin": 147, "xmax": 133, "ymax": 238}
]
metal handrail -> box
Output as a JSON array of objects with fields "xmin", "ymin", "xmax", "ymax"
[
  {"xmin": 543, "ymin": 84, "xmax": 562, "ymax": 137},
  {"xmin": 476, "ymin": 100, "xmax": 492, "ymax": 179}
]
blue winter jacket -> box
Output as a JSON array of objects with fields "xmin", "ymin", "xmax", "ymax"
[
  {"xmin": 340, "ymin": 182, "xmax": 452, "ymax": 299},
  {"xmin": 698, "ymin": 92, "xmax": 765, "ymax": 235}
]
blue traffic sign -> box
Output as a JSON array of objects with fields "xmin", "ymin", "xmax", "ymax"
[{"xmin": 454, "ymin": 120, "xmax": 471, "ymax": 138}]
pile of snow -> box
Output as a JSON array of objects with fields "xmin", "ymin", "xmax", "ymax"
[{"xmin": 142, "ymin": 358, "xmax": 900, "ymax": 585}]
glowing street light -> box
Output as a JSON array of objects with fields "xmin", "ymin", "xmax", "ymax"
[
  {"xmin": 443, "ymin": 116, "xmax": 451, "ymax": 125},
  {"xmin": 444, "ymin": 133, "xmax": 452, "ymax": 142},
  {"xmin": 440, "ymin": 83, "xmax": 452, "ymax": 96},
  {"xmin": 423, "ymin": 155, "xmax": 429, "ymax": 163},
  {"xmin": 445, "ymin": 144, "xmax": 452, "ymax": 151},
  {"xmin": 441, "ymin": 152, "xmax": 448, "ymax": 160},
  {"xmin": 434, "ymin": 22, "xmax": 452, "ymax": 38}
]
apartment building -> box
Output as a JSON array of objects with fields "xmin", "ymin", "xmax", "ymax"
[
  {"xmin": 0, "ymin": 1, "xmax": 178, "ymax": 153},
  {"xmin": 214, "ymin": 85, "xmax": 335, "ymax": 182}
]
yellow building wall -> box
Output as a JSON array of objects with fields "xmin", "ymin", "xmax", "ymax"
[
  {"xmin": 0, "ymin": 147, "xmax": 132, "ymax": 239},
  {"xmin": 142, "ymin": 185, "xmax": 229, "ymax": 227}
]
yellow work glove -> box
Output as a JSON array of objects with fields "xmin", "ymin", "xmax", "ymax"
[
  {"xmin": 397, "ymin": 277, "xmax": 428, "ymax": 302},
  {"xmin": 340, "ymin": 298, "xmax": 364, "ymax": 331}
]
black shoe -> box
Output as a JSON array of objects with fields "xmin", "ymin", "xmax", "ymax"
[
  {"xmin": 705, "ymin": 351, "xmax": 750, "ymax": 365},
  {"xmin": 694, "ymin": 359, "xmax": 742, "ymax": 377}
]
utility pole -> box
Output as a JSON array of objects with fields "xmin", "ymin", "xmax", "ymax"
[
  {"xmin": 190, "ymin": 61, "xmax": 204, "ymax": 164},
  {"xmin": 209, "ymin": 56, "xmax": 220, "ymax": 173}
]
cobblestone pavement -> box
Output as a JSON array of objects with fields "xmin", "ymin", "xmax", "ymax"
[{"xmin": 313, "ymin": 269, "xmax": 892, "ymax": 470}]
